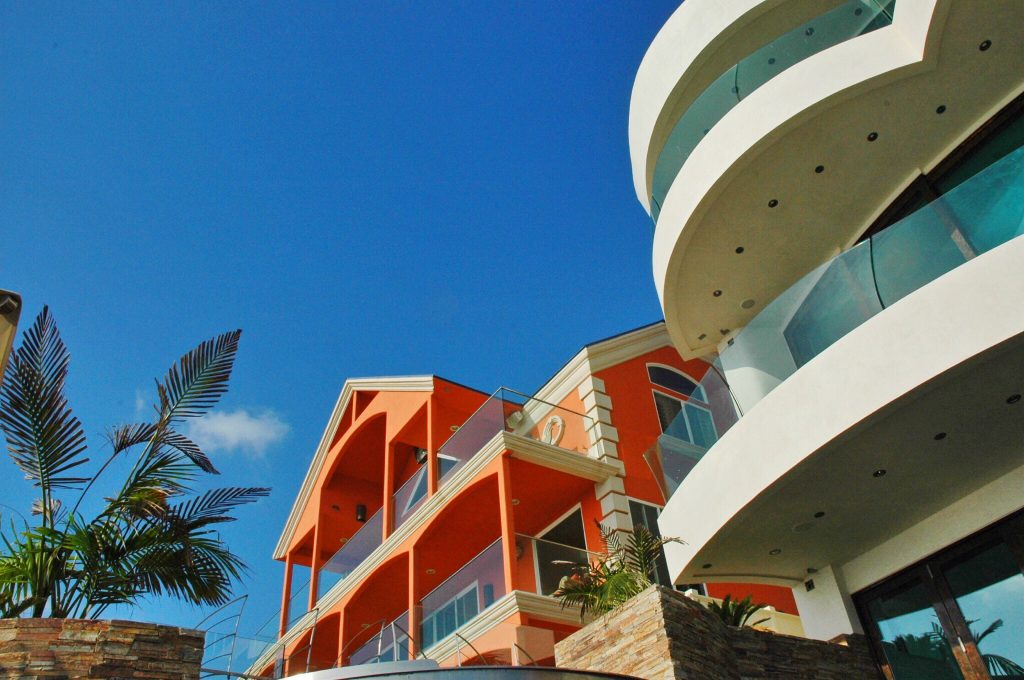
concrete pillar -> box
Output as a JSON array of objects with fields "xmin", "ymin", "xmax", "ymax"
[{"xmin": 791, "ymin": 564, "xmax": 864, "ymax": 641}]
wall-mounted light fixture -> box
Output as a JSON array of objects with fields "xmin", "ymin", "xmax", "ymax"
[
  {"xmin": 356, "ymin": 504, "xmax": 367, "ymax": 522},
  {"xmin": 414, "ymin": 447, "xmax": 428, "ymax": 465}
]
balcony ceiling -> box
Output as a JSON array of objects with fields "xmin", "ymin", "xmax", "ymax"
[
  {"xmin": 653, "ymin": 0, "xmax": 1024, "ymax": 357},
  {"xmin": 679, "ymin": 332, "xmax": 1024, "ymax": 587}
]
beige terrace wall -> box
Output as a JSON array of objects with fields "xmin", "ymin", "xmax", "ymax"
[
  {"xmin": 554, "ymin": 586, "xmax": 880, "ymax": 680},
  {"xmin": 0, "ymin": 618, "xmax": 204, "ymax": 680}
]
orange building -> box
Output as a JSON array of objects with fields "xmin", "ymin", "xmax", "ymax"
[{"xmin": 251, "ymin": 323, "xmax": 799, "ymax": 676}]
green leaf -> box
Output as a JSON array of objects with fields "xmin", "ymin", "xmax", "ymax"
[{"xmin": 157, "ymin": 330, "xmax": 241, "ymax": 421}]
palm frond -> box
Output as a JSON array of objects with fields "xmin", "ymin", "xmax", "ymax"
[
  {"xmin": 161, "ymin": 430, "xmax": 218, "ymax": 473},
  {"xmin": 107, "ymin": 422, "xmax": 158, "ymax": 455},
  {"xmin": 0, "ymin": 308, "xmax": 89, "ymax": 491},
  {"xmin": 169, "ymin": 487, "xmax": 270, "ymax": 526},
  {"xmin": 156, "ymin": 330, "xmax": 241, "ymax": 421},
  {"xmin": 107, "ymin": 423, "xmax": 217, "ymax": 473}
]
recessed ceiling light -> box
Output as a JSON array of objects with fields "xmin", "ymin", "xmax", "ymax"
[
  {"xmin": 719, "ymin": 328, "xmax": 730, "ymax": 336},
  {"xmin": 815, "ymin": 165, "xmax": 825, "ymax": 174},
  {"xmin": 735, "ymin": 246, "xmax": 745, "ymax": 254},
  {"xmin": 702, "ymin": 563, "xmax": 712, "ymax": 569},
  {"xmin": 806, "ymin": 567, "xmax": 818, "ymax": 574},
  {"xmin": 813, "ymin": 511, "xmax": 825, "ymax": 519},
  {"xmin": 511, "ymin": 498, "xmax": 520, "ymax": 505},
  {"xmin": 873, "ymin": 468, "xmax": 887, "ymax": 478},
  {"xmin": 979, "ymin": 39, "xmax": 992, "ymax": 51},
  {"xmin": 742, "ymin": 299, "xmax": 755, "ymax": 309},
  {"xmin": 1007, "ymin": 394, "xmax": 1021, "ymax": 404},
  {"xmin": 867, "ymin": 132, "xmax": 878, "ymax": 142},
  {"xmin": 713, "ymin": 289, "xmax": 722, "ymax": 297},
  {"xmin": 768, "ymin": 199, "xmax": 779, "ymax": 208},
  {"xmin": 769, "ymin": 548, "xmax": 782, "ymax": 556},
  {"xmin": 698, "ymin": 333, "xmax": 707, "ymax": 341},
  {"xmin": 936, "ymin": 105, "xmax": 947, "ymax": 114},
  {"xmin": 934, "ymin": 432, "xmax": 947, "ymax": 440},
  {"xmin": 426, "ymin": 568, "xmax": 436, "ymax": 575}
]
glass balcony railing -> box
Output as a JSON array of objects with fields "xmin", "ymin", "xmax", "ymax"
[
  {"xmin": 316, "ymin": 508, "xmax": 384, "ymax": 601},
  {"xmin": 419, "ymin": 538, "xmax": 506, "ymax": 652},
  {"xmin": 718, "ymin": 143, "xmax": 1024, "ymax": 414},
  {"xmin": 516, "ymin": 534, "xmax": 599, "ymax": 597},
  {"xmin": 650, "ymin": 0, "xmax": 895, "ymax": 221},
  {"xmin": 203, "ymin": 631, "xmax": 277, "ymax": 678},
  {"xmin": 347, "ymin": 611, "xmax": 411, "ymax": 666},
  {"xmin": 643, "ymin": 365, "xmax": 741, "ymax": 502},
  {"xmin": 282, "ymin": 575, "xmax": 311, "ymax": 631},
  {"xmin": 438, "ymin": 388, "xmax": 594, "ymax": 489}
]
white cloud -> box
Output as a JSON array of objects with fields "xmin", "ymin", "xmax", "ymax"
[
  {"xmin": 134, "ymin": 389, "xmax": 147, "ymax": 416},
  {"xmin": 186, "ymin": 409, "xmax": 290, "ymax": 458}
]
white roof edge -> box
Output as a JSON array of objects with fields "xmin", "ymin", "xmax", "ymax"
[
  {"xmin": 272, "ymin": 375, "xmax": 435, "ymax": 560},
  {"xmin": 533, "ymin": 322, "xmax": 673, "ymax": 406}
]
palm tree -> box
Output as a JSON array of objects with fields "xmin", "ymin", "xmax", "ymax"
[
  {"xmin": 0, "ymin": 307, "xmax": 269, "ymax": 619},
  {"xmin": 704, "ymin": 594, "xmax": 770, "ymax": 627},
  {"xmin": 553, "ymin": 523, "xmax": 681, "ymax": 620}
]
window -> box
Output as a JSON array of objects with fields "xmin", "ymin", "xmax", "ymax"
[
  {"xmin": 420, "ymin": 583, "xmax": 480, "ymax": 650},
  {"xmin": 535, "ymin": 508, "xmax": 588, "ymax": 595},
  {"xmin": 648, "ymin": 365, "xmax": 718, "ymax": 450},
  {"xmin": 648, "ymin": 365, "xmax": 707, "ymax": 401},
  {"xmin": 628, "ymin": 500, "xmax": 673, "ymax": 586}
]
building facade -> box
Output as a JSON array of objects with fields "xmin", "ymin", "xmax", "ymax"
[
  {"xmin": 630, "ymin": 0, "xmax": 1024, "ymax": 678},
  {"xmin": 248, "ymin": 324, "xmax": 800, "ymax": 677}
]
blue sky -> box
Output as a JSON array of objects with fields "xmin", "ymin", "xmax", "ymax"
[{"xmin": 0, "ymin": 1, "xmax": 678, "ymax": 636}]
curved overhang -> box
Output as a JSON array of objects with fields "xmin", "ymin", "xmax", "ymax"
[
  {"xmin": 646, "ymin": 0, "xmax": 1024, "ymax": 357},
  {"xmin": 658, "ymin": 236, "xmax": 1024, "ymax": 587},
  {"xmin": 629, "ymin": 0, "xmax": 849, "ymax": 212}
]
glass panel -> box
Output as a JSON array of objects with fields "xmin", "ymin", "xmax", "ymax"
[
  {"xmin": 348, "ymin": 611, "xmax": 410, "ymax": 666},
  {"xmin": 721, "ymin": 143, "xmax": 1024, "ymax": 414},
  {"xmin": 317, "ymin": 508, "xmax": 384, "ymax": 600},
  {"xmin": 685, "ymin": 403, "xmax": 716, "ymax": 450},
  {"xmin": 943, "ymin": 541, "xmax": 1024, "ymax": 676},
  {"xmin": 438, "ymin": 389, "xmax": 594, "ymax": 490},
  {"xmin": 392, "ymin": 467, "xmax": 427, "ymax": 531},
  {"xmin": 519, "ymin": 534, "xmax": 599, "ymax": 597},
  {"xmin": 864, "ymin": 579, "xmax": 965, "ymax": 680},
  {"xmin": 654, "ymin": 391, "xmax": 688, "ymax": 441},
  {"xmin": 419, "ymin": 539, "xmax": 506, "ymax": 651},
  {"xmin": 782, "ymin": 242, "xmax": 881, "ymax": 368},
  {"xmin": 651, "ymin": 0, "xmax": 895, "ymax": 219},
  {"xmin": 284, "ymin": 571, "xmax": 311, "ymax": 629}
]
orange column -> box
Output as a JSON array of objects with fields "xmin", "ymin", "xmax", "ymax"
[
  {"xmin": 383, "ymin": 441, "xmax": 396, "ymax": 537},
  {"xmin": 407, "ymin": 547, "xmax": 421, "ymax": 658},
  {"xmin": 426, "ymin": 395, "xmax": 438, "ymax": 496},
  {"xmin": 280, "ymin": 554, "xmax": 294, "ymax": 638},
  {"xmin": 308, "ymin": 522, "xmax": 321, "ymax": 611},
  {"xmin": 497, "ymin": 455, "xmax": 518, "ymax": 593}
]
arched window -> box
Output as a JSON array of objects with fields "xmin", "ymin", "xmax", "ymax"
[{"xmin": 647, "ymin": 364, "xmax": 717, "ymax": 450}]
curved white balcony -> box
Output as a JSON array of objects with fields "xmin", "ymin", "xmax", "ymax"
[
  {"xmin": 657, "ymin": 233, "xmax": 1024, "ymax": 590},
  {"xmin": 631, "ymin": 0, "xmax": 1024, "ymax": 357}
]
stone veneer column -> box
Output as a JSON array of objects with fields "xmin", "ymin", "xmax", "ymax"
[
  {"xmin": 578, "ymin": 376, "xmax": 633, "ymax": 534},
  {"xmin": 555, "ymin": 585, "xmax": 881, "ymax": 679},
  {"xmin": 0, "ymin": 619, "xmax": 204, "ymax": 680}
]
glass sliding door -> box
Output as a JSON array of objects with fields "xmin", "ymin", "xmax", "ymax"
[
  {"xmin": 941, "ymin": 541, "xmax": 1024, "ymax": 677},
  {"xmin": 856, "ymin": 512, "xmax": 1024, "ymax": 680}
]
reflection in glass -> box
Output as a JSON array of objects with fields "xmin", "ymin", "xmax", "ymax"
[
  {"xmin": 943, "ymin": 541, "xmax": 1024, "ymax": 676},
  {"xmin": 865, "ymin": 579, "xmax": 965, "ymax": 680}
]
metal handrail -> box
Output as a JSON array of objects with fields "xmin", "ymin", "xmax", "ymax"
[{"xmin": 453, "ymin": 632, "xmax": 491, "ymax": 668}]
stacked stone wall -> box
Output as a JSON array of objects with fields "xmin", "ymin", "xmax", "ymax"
[
  {"xmin": 554, "ymin": 586, "xmax": 880, "ymax": 680},
  {"xmin": 0, "ymin": 618, "xmax": 204, "ymax": 679}
]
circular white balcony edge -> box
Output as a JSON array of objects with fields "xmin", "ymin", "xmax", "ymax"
[{"xmin": 657, "ymin": 235, "xmax": 1024, "ymax": 583}]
